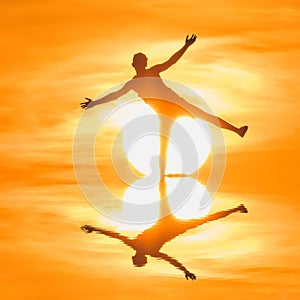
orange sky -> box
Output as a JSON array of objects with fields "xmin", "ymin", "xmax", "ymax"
[{"xmin": 1, "ymin": 0, "xmax": 299, "ymax": 299}]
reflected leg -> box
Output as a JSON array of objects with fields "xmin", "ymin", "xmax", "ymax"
[{"xmin": 184, "ymin": 204, "xmax": 248, "ymax": 230}]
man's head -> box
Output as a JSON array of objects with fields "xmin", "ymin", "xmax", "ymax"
[
  {"xmin": 132, "ymin": 52, "xmax": 148, "ymax": 70},
  {"xmin": 132, "ymin": 252, "xmax": 147, "ymax": 267}
]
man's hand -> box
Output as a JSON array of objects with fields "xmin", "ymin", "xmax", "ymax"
[
  {"xmin": 80, "ymin": 97, "xmax": 93, "ymax": 109},
  {"xmin": 185, "ymin": 271, "xmax": 197, "ymax": 280},
  {"xmin": 185, "ymin": 34, "xmax": 197, "ymax": 47}
]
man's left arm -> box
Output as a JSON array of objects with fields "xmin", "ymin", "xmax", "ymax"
[{"xmin": 149, "ymin": 34, "xmax": 197, "ymax": 74}]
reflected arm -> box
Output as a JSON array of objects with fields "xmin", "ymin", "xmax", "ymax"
[
  {"xmin": 81, "ymin": 81, "xmax": 132, "ymax": 109},
  {"xmin": 156, "ymin": 252, "xmax": 196, "ymax": 280},
  {"xmin": 150, "ymin": 34, "xmax": 197, "ymax": 73},
  {"xmin": 81, "ymin": 225, "xmax": 134, "ymax": 249}
]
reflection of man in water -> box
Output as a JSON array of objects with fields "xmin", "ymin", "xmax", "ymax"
[
  {"xmin": 81, "ymin": 34, "xmax": 248, "ymax": 138},
  {"xmin": 81, "ymin": 203, "xmax": 248, "ymax": 280}
]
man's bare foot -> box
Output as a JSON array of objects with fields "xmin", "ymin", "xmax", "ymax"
[
  {"xmin": 238, "ymin": 126, "xmax": 248, "ymax": 137},
  {"xmin": 237, "ymin": 204, "xmax": 248, "ymax": 213},
  {"xmin": 81, "ymin": 224, "xmax": 94, "ymax": 233}
]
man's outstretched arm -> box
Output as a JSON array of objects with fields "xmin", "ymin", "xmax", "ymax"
[
  {"xmin": 81, "ymin": 225, "xmax": 135, "ymax": 249},
  {"xmin": 80, "ymin": 81, "xmax": 132, "ymax": 109},
  {"xmin": 150, "ymin": 34, "xmax": 197, "ymax": 74},
  {"xmin": 156, "ymin": 252, "xmax": 196, "ymax": 280}
]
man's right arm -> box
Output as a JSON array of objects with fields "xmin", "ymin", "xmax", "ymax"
[
  {"xmin": 81, "ymin": 225, "xmax": 134, "ymax": 249},
  {"xmin": 81, "ymin": 81, "xmax": 132, "ymax": 109}
]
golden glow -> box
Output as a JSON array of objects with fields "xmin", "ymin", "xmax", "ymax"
[{"xmin": 1, "ymin": 1, "xmax": 299, "ymax": 299}]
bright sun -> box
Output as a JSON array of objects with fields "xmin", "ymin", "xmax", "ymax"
[
  {"xmin": 120, "ymin": 177, "xmax": 212, "ymax": 223},
  {"xmin": 118, "ymin": 104, "xmax": 212, "ymax": 222},
  {"xmin": 122, "ymin": 109, "xmax": 211, "ymax": 176}
]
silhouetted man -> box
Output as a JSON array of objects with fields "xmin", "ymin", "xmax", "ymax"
[
  {"xmin": 81, "ymin": 204, "xmax": 248, "ymax": 280},
  {"xmin": 81, "ymin": 34, "xmax": 248, "ymax": 138}
]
